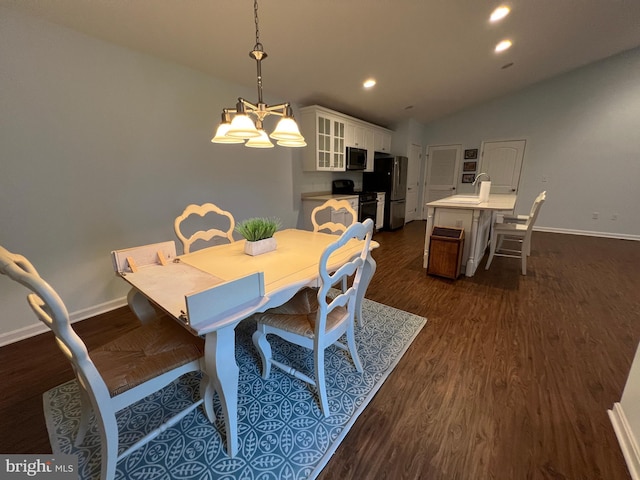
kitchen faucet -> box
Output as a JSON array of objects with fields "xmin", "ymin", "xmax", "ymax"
[{"xmin": 472, "ymin": 172, "xmax": 491, "ymax": 186}]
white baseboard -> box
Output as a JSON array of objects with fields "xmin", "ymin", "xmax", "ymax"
[
  {"xmin": 0, "ymin": 297, "xmax": 127, "ymax": 347},
  {"xmin": 534, "ymin": 226, "xmax": 640, "ymax": 241},
  {"xmin": 418, "ymin": 218, "xmax": 639, "ymax": 241},
  {"xmin": 609, "ymin": 402, "xmax": 640, "ymax": 480}
]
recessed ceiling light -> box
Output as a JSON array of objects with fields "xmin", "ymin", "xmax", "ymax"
[
  {"xmin": 490, "ymin": 6, "xmax": 510, "ymax": 22},
  {"xmin": 363, "ymin": 79, "xmax": 376, "ymax": 88},
  {"xmin": 495, "ymin": 39, "xmax": 512, "ymax": 53}
]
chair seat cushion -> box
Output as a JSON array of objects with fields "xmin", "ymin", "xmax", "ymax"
[
  {"xmin": 255, "ymin": 287, "xmax": 346, "ymax": 339},
  {"xmin": 91, "ymin": 317, "xmax": 204, "ymax": 397}
]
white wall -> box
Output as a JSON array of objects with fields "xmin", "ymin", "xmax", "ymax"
[
  {"xmin": 421, "ymin": 47, "xmax": 640, "ymax": 238},
  {"xmin": 0, "ymin": 8, "xmax": 299, "ymax": 341}
]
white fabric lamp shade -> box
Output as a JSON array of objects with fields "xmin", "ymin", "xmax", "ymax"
[
  {"xmin": 277, "ymin": 138, "xmax": 307, "ymax": 147},
  {"xmin": 227, "ymin": 114, "xmax": 261, "ymax": 138},
  {"xmin": 270, "ymin": 117, "xmax": 304, "ymax": 141},
  {"xmin": 245, "ymin": 129, "xmax": 275, "ymax": 148},
  {"xmin": 211, "ymin": 123, "xmax": 244, "ymax": 144}
]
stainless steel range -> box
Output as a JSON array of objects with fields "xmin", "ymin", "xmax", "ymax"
[{"xmin": 332, "ymin": 180, "xmax": 378, "ymax": 225}]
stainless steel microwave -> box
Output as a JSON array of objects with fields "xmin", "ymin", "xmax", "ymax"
[{"xmin": 346, "ymin": 147, "xmax": 367, "ymax": 170}]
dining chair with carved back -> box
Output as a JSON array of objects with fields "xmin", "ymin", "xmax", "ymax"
[
  {"xmin": 174, "ymin": 202, "xmax": 236, "ymax": 254},
  {"xmin": 251, "ymin": 218, "xmax": 374, "ymax": 416},
  {"xmin": 311, "ymin": 199, "xmax": 358, "ymax": 235},
  {"xmin": 0, "ymin": 245, "xmax": 215, "ymax": 480}
]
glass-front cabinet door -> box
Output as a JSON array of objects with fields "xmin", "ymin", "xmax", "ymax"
[
  {"xmin": 332, "ymin": 118, "xmax": 345, "ymax": 170},
  {"xmin": 301, "ymin": 105, "xmax": 378, "ymax": 172},
  {"xmin": 317, "ymin": 115, "xmax": 331, "ymax": 170},
  {"xmin": 315, "ymin": 113, "xmax": 345, "ymax": 171}
]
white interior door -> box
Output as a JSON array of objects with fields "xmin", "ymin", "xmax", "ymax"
[
  {"xmin": 479, "ymin": 140, "xmax": 526, "ymax": 194},
  {"xmin": 405, "ymin": 143, "xmax": 422, "ymax": 223},
  {"xmin": 422, "ymin": 144, "xmax": 461, "ymax": 217}
]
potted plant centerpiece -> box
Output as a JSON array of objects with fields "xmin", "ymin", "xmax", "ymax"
[{"xmin": 236, "ymin": 217, "xmax": 281, "ymax": 256}]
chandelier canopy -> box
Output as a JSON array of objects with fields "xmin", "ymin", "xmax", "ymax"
[{"xmin": 211, "ymin": 0, "xmax": 306, "ymax": 148}]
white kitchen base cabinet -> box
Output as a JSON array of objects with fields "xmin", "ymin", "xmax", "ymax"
[
  {"xmin": 376, "ymin": 192, "xmax": 385, "ymax": 231},
  {"xmin": 301, "ymin": 195, "xmax": 359, "ymax": 232}
]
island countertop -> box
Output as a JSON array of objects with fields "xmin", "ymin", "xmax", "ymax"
[{"xmin": 427, "ymin": 193, "xmax": 517, "ymax": 211}]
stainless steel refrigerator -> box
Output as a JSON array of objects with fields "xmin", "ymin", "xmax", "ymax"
[{"xmin": 363, "ymin": 154, "xmax": 408, "ymax": 230}]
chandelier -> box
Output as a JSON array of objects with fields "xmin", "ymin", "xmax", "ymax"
[{"xmin": 211, "ymin": 0, "xmax": 306, "ymax": 148}]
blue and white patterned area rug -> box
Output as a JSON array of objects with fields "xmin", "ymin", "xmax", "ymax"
[{"xmin": 44, "ymin": 298, "xmax": 426, "ymax": 480}]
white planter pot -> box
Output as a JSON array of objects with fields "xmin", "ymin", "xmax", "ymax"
[{"xmin": 244, "ymin": 237, "xmax": 277, "ymax": 256}]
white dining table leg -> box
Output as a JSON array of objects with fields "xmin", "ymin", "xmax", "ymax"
[
  {"xmin": 126, "ymin": 288, "xmax": 158, "ymax": 324},
  {"xmin": 205, "ymin": 327, "xmax": 239, "ymax": 457},
  {"xmin": 356, "ymin": 254, "xmax": 377, "ymax": 327},
  {"xmin": 126, "ymin": 287, "xmax": 239, "ymax": 455}
]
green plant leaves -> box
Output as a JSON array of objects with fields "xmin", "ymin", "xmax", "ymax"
[{"xmin": 235, "ymin": 217, "xmax": 281, "ymax": 242}]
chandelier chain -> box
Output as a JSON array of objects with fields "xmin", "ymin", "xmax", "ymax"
[{"xmin": 254, "ymin": 0, "xmax": 260, "ymax": 46}]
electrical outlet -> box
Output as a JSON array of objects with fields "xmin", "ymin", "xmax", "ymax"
[
  {"xmin": 592, "ymin": 212, "xmax": 599, "ymax": 220},
  {"xmin": 542, "ymin": 175, "xmax": 549, "ymax": 183}
]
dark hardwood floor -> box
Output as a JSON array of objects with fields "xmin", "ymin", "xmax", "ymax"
[{"xmin": 2, "ymin": 221, "xmax": 639, "ymax": 479}]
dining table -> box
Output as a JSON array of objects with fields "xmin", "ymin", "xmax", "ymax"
[{"xmin": 111, "ymin": 228, "xmax": 378, "ymax": 457}]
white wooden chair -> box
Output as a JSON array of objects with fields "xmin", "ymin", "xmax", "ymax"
[
  {"xmin": 312, "ymin": 199, "xmax": 359, "ymax": 292},
  {"xmin": 0, "ymin": 245, "xmax": 215, "ymax": 480},
  {"xmin": 485, "ymin": 195, "xmax": 546, "ymax": 275},
  {"xmin": 174, "ymin": 202, "xmax": 235, "ymax": 253},
  {"xmin": 501, "ymin": 191, "xmax": 546, "ymax": 225},
  {"xmin": 252, "ymin": 218, "xmax": 373, "ymax": 417},
  {"xmin": 311, "ymin": 199, "xmax": 357, "ymax": 235}
]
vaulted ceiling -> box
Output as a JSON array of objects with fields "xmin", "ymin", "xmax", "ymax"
[{"xmin": 4, "ymin": 0, "xmax": 640, "ymax": 128}]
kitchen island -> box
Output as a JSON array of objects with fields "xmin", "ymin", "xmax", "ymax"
[{"xmin": 423, "ymin": 194, "xmax": 517, "ymax": 277}]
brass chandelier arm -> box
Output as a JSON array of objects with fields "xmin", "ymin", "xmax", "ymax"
[{"xmin": 223, "ymin": 100, "xmax": 292, "ymax": 119}]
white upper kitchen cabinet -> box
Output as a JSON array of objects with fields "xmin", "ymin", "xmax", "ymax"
[
  {"xmin": 299, "ymin": 105, "xmax": 393, "ymax": 172},
  {"xmin": 346, "ymin": 121, "xmax": 376, "ymax": 172},
  {"xmin": 363, "ymin": 129, "xmax": 375, "ymax": 172},
  {"xmin": 300, "ymin": 106, "xmax": 346, "ymax": 172},
  {"xmin": 373, "ymin": 128, "xmax": 392, "ymax": 154},
  {"xmin": 345, "ymin": 122, "xmax": 367, "ymax": 148}
]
